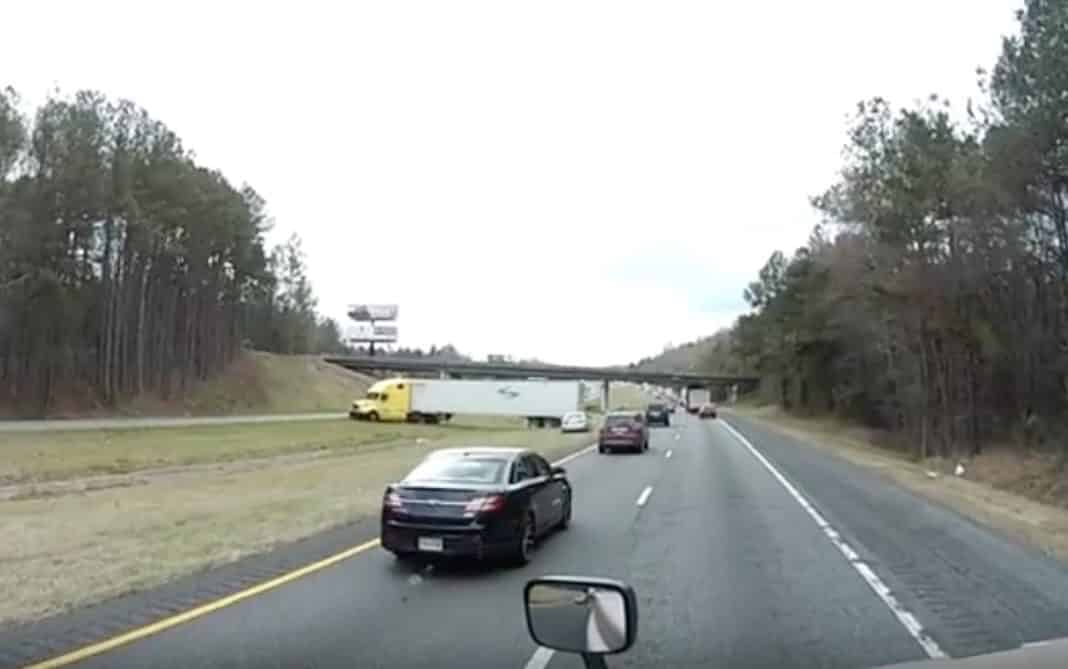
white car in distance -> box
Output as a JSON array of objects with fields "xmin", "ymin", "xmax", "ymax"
[{"xmin": 561, "ymin": 411, "xmax": 590, "ymax": 433}]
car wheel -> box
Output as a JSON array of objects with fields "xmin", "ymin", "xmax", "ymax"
[
  {"xmin": 598, "ymin": 444, "xmax": 606, "ymax": 454},
  {"xmin": 558, "ymin": 493, "xmax": 571, "ymax": 530},
  {"xmin": 511, "ymin": 513, "xmax": 536, "ymax": 566},
  {"xmin": 367, "ymin": 411, "xmax": 380, "ymax": 422}
]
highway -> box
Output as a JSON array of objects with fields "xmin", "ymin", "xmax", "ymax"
[
  {"xmin": 0, "ymin": 412, "xmax": 343, "ymax": 433},
  {"xmin": 7, "ymin": 412, "xmax": 1068, "ymax": 668}
]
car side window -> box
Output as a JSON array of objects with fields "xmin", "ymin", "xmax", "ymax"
[
  {"xmin": 529, "ymin": 455, "xmax": 551, "ymax": 477},
  {"xmin": 512, "ymin": 457, "xmax": 533, "ymax": 483},
  {"xmin": 381, "ymin": 393, "xmax": 389, "ymax": 401}
]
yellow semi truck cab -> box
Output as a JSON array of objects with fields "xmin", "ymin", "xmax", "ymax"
[{"xmin": 349, "ymin": 378, "xmax": 418, "ymax": 422}]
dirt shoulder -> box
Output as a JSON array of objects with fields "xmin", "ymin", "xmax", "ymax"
[{"xmin": 724, "ymin": 405, "xmax": 1068, "ymax": 565}]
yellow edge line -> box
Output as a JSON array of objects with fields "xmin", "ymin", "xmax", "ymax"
[
  {"xmin": 21, "ymin": 538, "xmax": 381, "ymax": 669},
  {"xmin": 22, "ymin": 440, "xmax": 600, "ymax": 669}
]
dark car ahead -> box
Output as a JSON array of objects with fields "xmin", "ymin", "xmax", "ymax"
[
  {"xmin": 380, "ymin": 447, "xmax": 571, "ymax": 565},
  {"xmin": 645, "ymin": 402, "xmax": 670, "ymax": 427},
  {"xmin": 598, "ymin": 411, "xmax": 650, "ymax": 454}
]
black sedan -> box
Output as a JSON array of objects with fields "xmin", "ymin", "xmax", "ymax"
[
  {"xmin": 380, "ymin": 447, "xmax": 571, "ymax": 565},
  {"xmin": 645, "ymin": 402, "xmax": 670, "ymax": 427}
]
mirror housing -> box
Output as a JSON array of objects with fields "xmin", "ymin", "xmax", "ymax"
[
  {"xmin": 551, "ymin": 465, "xmax": 566, "ymax": 477},
  {"xmin": 524, "ymin": 576, "xmax": 638, "ymax": 655}
]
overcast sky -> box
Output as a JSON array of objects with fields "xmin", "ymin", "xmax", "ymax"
[{"xmin": 8, "ymin": 1, "xmax": 1020, "ymax": 365}]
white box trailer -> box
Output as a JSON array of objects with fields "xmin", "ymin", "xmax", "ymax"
[
  {"xmin": 410, "ymin": 379, "xmax": 582, "ymax": 427},
  {"xmin": 687, "ymin": 387, "xmax": 710, "ymax": 412}
]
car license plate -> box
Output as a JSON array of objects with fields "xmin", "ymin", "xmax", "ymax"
[{"xmin": 417, "ymin": 536, "xmax": 444, "ymax": 552}]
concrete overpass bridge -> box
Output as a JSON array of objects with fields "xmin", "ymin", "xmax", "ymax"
[{"xmin": 323, "ymin": 355, "xmax": 758, "ymax": 410}]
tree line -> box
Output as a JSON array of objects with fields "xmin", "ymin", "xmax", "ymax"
[
  {"xmin": 725, "ymin": 0, "xmax": 1068, "ymax": 458},
  {"xmin": 0, "ymin": 88, "xmax": 346, "ymax": 413}
]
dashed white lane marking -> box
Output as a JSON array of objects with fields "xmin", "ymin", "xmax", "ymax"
[
  {"xmin": 665, "ymin": 449, "xmax": 673, "ymax": 459},
  {"xmin": 718, "ymin": 419, "xmax": 947, "ymax": 660},
  {"xmin": 521, "ymin": 443, "xmax": 645, "ymax": 669},
  {"xmin": 636, "ymin": 486, "xmax": 653, "ymax": 507},
  {"xmin": 522, "ymin": 645, "xmax": 554, "ymax": 669}
]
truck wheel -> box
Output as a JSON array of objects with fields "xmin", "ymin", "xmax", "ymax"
[{"xmin": 368, "ymin": 411, "xmax": 379, "ymax": 422}]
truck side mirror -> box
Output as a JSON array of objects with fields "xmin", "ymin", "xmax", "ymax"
[{"xmin": 524, "ymin": 576, "xmax": 638, "ymax": 656}]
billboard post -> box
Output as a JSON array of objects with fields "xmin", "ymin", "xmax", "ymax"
[{"xmin": 345, "ymin": 304, "xmax": 399, "ymax": 357}]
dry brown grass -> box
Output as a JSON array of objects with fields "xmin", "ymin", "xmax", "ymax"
[
  {"xmin": 2, "ymin": 350, "xmax": 374, "ymax": 418},
  {"xmin": 0, "ymin": 419, "xmax": 594, "ymax": 625},
  {"xmin": 725, "ymin": 405, "xmax": 1068, "ymax": 564}
]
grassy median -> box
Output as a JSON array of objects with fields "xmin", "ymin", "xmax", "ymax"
[
  {"xmin": 1, "ymin": 416, "xmax": 533, "ymax": 485},
  {"xmin": 1, "ymin": 416, "xmax": 597, "ymax": 625}
]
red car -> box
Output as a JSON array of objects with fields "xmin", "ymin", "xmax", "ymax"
[{"xmin": 598, "ymin": 411, "xmax": 650, "ymax": 454}]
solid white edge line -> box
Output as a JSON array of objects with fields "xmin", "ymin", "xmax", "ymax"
[
  {"xmin": 665, "ymin": 449, "xmax": 673, "ymax": 459},
  {"xmin": 718, "ymin": 419, "xmax": 947, "ymax": 660},
  {"xmin": 522, "ymin": 645, "xmax": 555, "ymax": 669},
  {"xmin": 553, "ymin": 443, "xmax": 597, "ymax": 467},
  {"xmin": 521, "ymin": 442, "xmax": 597, "ymax": 669},
  {"xmin": 636, "ymin": 485, "xmax": 653, "ymax": 507}
]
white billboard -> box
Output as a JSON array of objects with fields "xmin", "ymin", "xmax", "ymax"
[
  {"xmin": 347, "ymin": 304, "xmax": 399, "ymax": 322},
  {"xmin": 345, "ymin": 323, "xmax": 399, "ymax": 343}
]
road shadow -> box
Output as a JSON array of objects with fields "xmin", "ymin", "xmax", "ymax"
[{"xmin": 384, "ymin": 531, "xmax": 569, "ymax": 581}]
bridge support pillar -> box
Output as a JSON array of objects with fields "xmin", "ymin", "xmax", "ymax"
[{"xmin": 600, "ymin": 379, "xmax": 611, "ymax": 413}]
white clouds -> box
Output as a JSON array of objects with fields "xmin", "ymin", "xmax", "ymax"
[{"xmin": 6, "ymin": 0, "xmax": 1020, "ymax": 365}]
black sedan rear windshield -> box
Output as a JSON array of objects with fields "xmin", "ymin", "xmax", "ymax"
[
  {"xmin": 404, "ymin": 456, "xmax": 508, "ymax": 484},
  {"xmin": 647, "ymin": 404, "xmax": 664, "ymax": 411}
]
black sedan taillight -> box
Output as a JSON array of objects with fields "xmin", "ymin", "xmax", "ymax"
[{"xmin": 383, "ymin": 488, "xmax": 404, "ymax": 512}]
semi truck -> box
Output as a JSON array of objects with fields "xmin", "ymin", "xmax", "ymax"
[
  {"xmin": 349, "ymin": 377, "xmax": 583, "ymax": 427},
  {"xmin": 686, "ymin": 387, "xmax": 711, "ymax": 413}
]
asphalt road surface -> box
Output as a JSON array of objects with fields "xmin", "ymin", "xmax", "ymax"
[
  {"xmin": 13, "ymin": 412, "xmax": 1068, "ymax": 668},
  {"xmin": 0, "ymin": 412, "xmax": 343, "ymax": 433}
]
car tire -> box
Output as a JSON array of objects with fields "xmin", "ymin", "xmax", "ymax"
[
  {"xmin": 510, "ymin": 513, "xmax": 536, "ymax": 566},
  {"xmin": 368, "ymin": 411, "xmax": 380, "ymax": 422},
  {"xmin": 598, "ymin": 444, "xmax": 606, "ymax": 454},
  {"xmin": 558, "ymin": 493, "xmax": 571, "ymax": 530}
]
